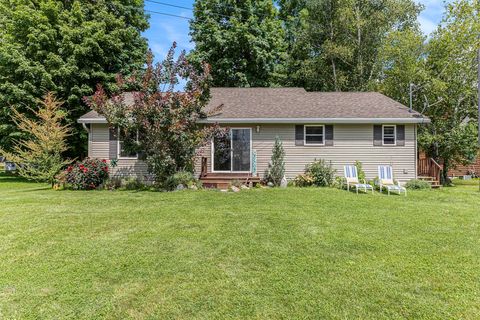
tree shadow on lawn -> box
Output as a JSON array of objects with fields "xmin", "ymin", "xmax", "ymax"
[
  {"xmin": 0, "ymin": 173, "xmax": 52, "ymax": 193},
  {"xmin": 0, "ymin": 172, "xmax": 40, "ymax": 184}
]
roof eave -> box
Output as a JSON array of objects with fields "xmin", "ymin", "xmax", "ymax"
[
  {"xmin": 199, "ymin": 117, "xmax": 431, "ymax": 124},
  {"xmin": 78, "ymin": 117, "xmax": 431, "ymax": 125},
  {"xmin": 77, "ymin": 118, "xmax": 108, "ymax": 124}
]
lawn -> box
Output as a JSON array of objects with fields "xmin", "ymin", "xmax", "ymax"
[{"xmin": 0, "ymin": 173, "xmax": 479, "ymax": 319}]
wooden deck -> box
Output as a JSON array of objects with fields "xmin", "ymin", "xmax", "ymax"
[
  {"xmin": 199, "ymin": 157, "xmax": 261, "ymax": 189},
  {"xmin": 418, "ymin": 157, "xmax": 443, "ymax": 188},
  {"xmin": 200, "ymin": 173, "xmax": 261, "ymax": 189}
]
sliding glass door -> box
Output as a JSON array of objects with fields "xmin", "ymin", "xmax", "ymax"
[{"xmin": 213, "ymin": 128, "xmax": 251, "ymax": 172}]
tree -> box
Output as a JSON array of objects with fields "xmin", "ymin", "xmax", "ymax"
[
  {"xmin": 278, "ymin": 0, "xmax": 422, "ymax": 91},
  {"xmin": 376, "ymin": 0, "xmax": 479, "ymax": 184},
  {"xmin": 86, "ymin": 45, "xmax": 224, "ymax": 188},
  {"xmin": 277, "ymin": 0, "xmax": 307, "ymax": 52},
  {"xmin": 418, "ymin": 0, "xmax": 479, "ymax": 183},
  {"xmin": 264, "ymin": 136, "xmax": 285, "ymax": 186},
  {"xmin": 0, "ymin": 93, "xmax": 71, "ymax": 186},
  {"xmin": 189, "ymin": 0, "xmax": 287, "ymax": 87},
  {"xmin": 374, "ymin": 27, "xmax": 428, "ymax": 106},
  {"xmin": 0, "ymin": 0, "xmax": 149, "ymax": 156}
]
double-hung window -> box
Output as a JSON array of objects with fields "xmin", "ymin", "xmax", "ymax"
[
  {"xmin": 304, "ymin": 125, "xmax": 325, "ymax": 145},
  {"xmin": 382, "ymin": 125, "xmax": 396, "ymax": 145},
  {"xmin": 118, "ymin": 128, "xmax": 139, "ymax": 159}
]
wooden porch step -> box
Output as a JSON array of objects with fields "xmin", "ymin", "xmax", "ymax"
[
  {"xmin": 200, "ymin": 174, "xmax": 261, "ymax": 189},
  {"xmin": 418, "ymin": 176, "xmax": 435, "ymax": 181},
  {"xmin": 418, "ymin": 176, "xmax": 442, "ymax": 188},
  {"xmin": 202, "ymin": 173, "xmax": 259, "ymax": 178}
]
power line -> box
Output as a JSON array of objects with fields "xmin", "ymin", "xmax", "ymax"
[
  {"xmin": 145, "ymin": 0, "xmax": 257, "ymax": 15},
  {"xmin": 145, "ymin": 10, "xmax": 192, "ymax": 20},
  {"xmin": 145, "ymin": 0, "xmax": 271, "ymax": 21},
  {"xmin": 145, "ymin": 0, "xmax": 192, "ymax": 12},
  {"xmin": 145, "ymin": 0, "xmax": 232, "ymax": 20},
  {"xmin": 145, "ymin": 8, "xmax": 245, "ymax": 23}
]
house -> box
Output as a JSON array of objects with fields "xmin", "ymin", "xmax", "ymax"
[
  {"xmin": 78, "ymin": 88, "xmax": 430, "ymax": 186},
  {"xmin": 448, "ymin": 154, "xmax": 480, "ymax": 178}
]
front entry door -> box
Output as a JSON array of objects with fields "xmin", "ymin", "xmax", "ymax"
[{"xmin": 213, "ymin": 128, "xmax": 251, "ymax": 172}]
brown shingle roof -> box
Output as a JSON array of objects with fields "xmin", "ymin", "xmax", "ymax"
[
  {"xmin": 206, "ymin": 88, "xmax": 427, "ymax": 122},
  {"xmin": 78, "ymin": 88, "xmax": 430, "ymax": 124}
]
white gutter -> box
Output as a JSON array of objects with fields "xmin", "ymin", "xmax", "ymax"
[
  {"xmin": 78, "ymin": 116, "xmax": 430, "ymax": 125},
  {"xmin": 198, "ymin": 117, "xmax": 431, "ymax": 124},
  {"xmin": 78, "ymin": 118, "xmax": 108, "ymax": 124}
]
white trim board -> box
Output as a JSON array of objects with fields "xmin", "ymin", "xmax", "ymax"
[
  {"xmin": 304, "ymin": 125, "xmax": 325, "ymax": 146},
  {"xmin": 211, "ymin": 127, "xmax": 252, "ymax": 173},
  {"xmin": 382, "ymin": 124, "xmax": 397, "ymax": 146},
  {"xmin": 117, "ymin": 128, "xmax": 139, "ymax": 160},
  {"xmin": 79, "ymin": 117, "xmax": 430, "ymax": 125},
  {"xmin": 199, "ymin": 117, "xmax": 430, "ymax": 124}
]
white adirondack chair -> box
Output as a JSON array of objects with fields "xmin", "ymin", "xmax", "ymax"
[
  {"xmin": 378, "ymin": 165, "xmax": 407, "ymax": 196},
  {"xmin": 344, "ymin": 165, "xmax": 374, "ymax": 194}
]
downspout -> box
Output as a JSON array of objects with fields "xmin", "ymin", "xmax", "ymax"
[
  {"xmin": 81, "ymin": 123, "xmax": 91, "ymax": 158},
  {"xmin": 81, "ymin": 123, "xmax": 90, "ymax": 133}
]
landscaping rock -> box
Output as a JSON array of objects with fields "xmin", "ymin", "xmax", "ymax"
[
  {"xmin": 267, "ymin": 182, "xmax": 274, "ymax": 187},
  {"xmin": 240, "ymin": 185, "xmax": 249, "ymax": 190},
  {"xmin": 280, "ymin": 176, "xmax": 288, "ymax": 188},
  {"xmin": 230, "ymin": 186, "xmax": 240, "ymax": 192},
  {"xmin": 176, "ymin": 184, "xmax": 185, "ymax": 191}
]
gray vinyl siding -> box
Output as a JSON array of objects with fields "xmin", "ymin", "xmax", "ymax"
[
  {"xmin": 90, "ymin": 124, "xmax": 109, "ymax": 159},
  {"xmin": 196, "ymin": 124, "xmax": 417, "ymax": 183},
  {"xmin": 91, "ymin": 123, "xmax": 417, "ymax": 182},
  {"xmin": 89, "ymin": 124, "xmax": 149, "ymax": 178}
]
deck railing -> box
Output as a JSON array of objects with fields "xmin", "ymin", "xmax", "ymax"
[
  {"xmin": 201, "ymin": 157, "xmax": 208, "ymax": 177},
  {"xmin": 418, "ymin": 157, "xmax": 442, "ymax": 183}
]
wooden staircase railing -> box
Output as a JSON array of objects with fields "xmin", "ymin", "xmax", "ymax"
[
  {"xmin": 201, "ymin": 157, "xmax": 208, "ymax": 178},
  {"xmin": 418, "ymin": 157, "xmax": 442, "ymax": 183}
]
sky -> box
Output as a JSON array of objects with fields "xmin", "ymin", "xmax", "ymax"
[{"xmin": 143, "ymin": 0, "xmax": 450, "ymax": 64}]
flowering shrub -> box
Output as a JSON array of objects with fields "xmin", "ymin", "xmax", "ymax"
[
  {"xmin": 65, "ymin": 158, "xmax": 109, "ymax": 190},
  {"xmin": 293, "ymin": 174, "xmax": 314, "ymax": 187},
  {"xmin": 305, "ymin": 159, "xmax": 336, "ymax": 187}
]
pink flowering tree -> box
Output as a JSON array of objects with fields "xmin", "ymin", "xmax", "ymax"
[{"xmin": 85, "ymin": 43, "xmax": 224, "ymax": 187}]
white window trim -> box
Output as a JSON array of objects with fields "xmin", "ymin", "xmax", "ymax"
[
  {"xmin": 117, "ymin": 128, "xmax": 139, "ymax": 160},
  {"xmin": 304, "ymin": 125, "xmax": 325, "ymax": 146},
  {"xmin": 382, "ymin": 125, "xmax": 397, "ymax": 146},
  {"xmin": 211, "ymin": 127, "xmax": 252, "ymax": 173}
]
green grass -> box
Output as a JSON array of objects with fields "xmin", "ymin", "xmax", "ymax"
[
  {"xmin": 452, "ymin": 177, "xmax": 480, "ymax": 186},
  {"xmin": 1, "ymin": 173, "xmax": 479, "ymax": 319}
]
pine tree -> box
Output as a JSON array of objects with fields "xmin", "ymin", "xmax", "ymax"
[
  {"xmin": 189, "ymin": 0, "xmax": 287, "ymax": 87},
  {"xmin": 265, "ymin": 136, "xmax": 286, "ymax": 186},
  {"xmin": 0, "ymin": 93, "xmax": 72, "ymax": 186}
]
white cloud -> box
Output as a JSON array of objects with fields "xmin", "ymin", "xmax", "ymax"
[
  {"xmin": 150, "ymin": 42, "xmax": 168, "ymax": 60},
  {"xmin": 418, "ymin": 15, "xmax": 438, "ymax": 35},
  {"xmin": 416, "ymin": 0, "xmax": 451, "ymax": 35},
  {"xmin": 160, "ymin": 22, "xmax": 194, "ymax": 50}
]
